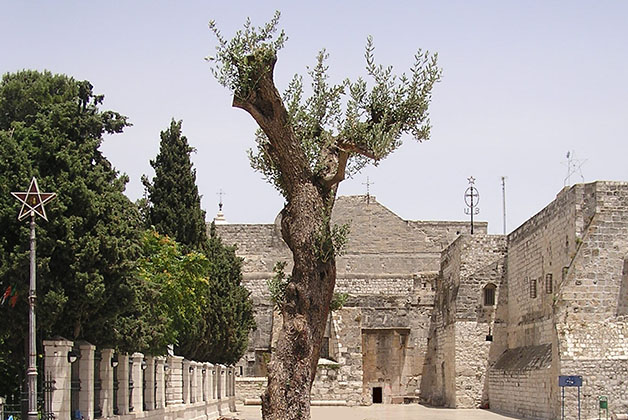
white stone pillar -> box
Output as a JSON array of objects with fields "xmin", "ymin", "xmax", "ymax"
[
  {"xmin": 44, "ymin": 339, "xmax": 73, "ymax": 420},
  {"xmin": 216, "ymin": 365, "xmax": 222, "ymax": 399},
  {"xmin": 202, "ymin": 363, "xmax": 211, "ymax": 401},
  {"xmin": 227, "ymin": 367, "xmax": 236, "ymax": 411},
  {"xmin": 221, "ymin": 365, "xmax": 228, "ymax": 399},
  {"xmin": 166, "ymin": 355, "xmax": 183, "ymax": 405},
  {"xmin": 78, "ymin": 342, "xmax": 95, "ymax": 420},
  {"xmin": 194, "ymin": 362, "xmax": 202, "ymax": 403},
  {"xmin": 116, "ymin": 354, "xmax": 129, "ymax": 415},
  {"xmin": 99, "ymin": 349, "xmax": 115, "ymax": 418},
  {"xmin": 182, "ymin": 359, "xmax": 191, "ymax": 404},
  {"xmin": 144, "ymin": 356, "xmax": 155, "ymax": 411},
  {"xmin": 154, "ymin": 357, "xmax": 165, "ymax": 409},
  {"xmin": 130, "ymin": 353, "xmax": 143, "ymax": 413}
]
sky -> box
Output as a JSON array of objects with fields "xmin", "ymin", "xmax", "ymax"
[{"xmin": 2, "ymin": 1, "xmax": 627, "ymax": 234}]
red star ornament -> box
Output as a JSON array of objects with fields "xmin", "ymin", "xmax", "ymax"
[{"xmin": 11, "ymin": 177, "xmax": 56, "ymax": 221}]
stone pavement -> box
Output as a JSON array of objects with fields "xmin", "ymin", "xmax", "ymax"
[{"xmin": 228, "ymin": 404, "xmax": 524, "ymax": 420}]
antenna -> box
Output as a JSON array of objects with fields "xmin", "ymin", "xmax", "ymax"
[
  {"xmin": 563, "ymin": 151, "xmax": 587, "ymax": 187},
  {"xmin": 501, "ymin": 176, "xmax": 507, "ymax": 235}
]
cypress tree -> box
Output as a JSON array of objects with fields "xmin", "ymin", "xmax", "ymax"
[{"xmin": 142, "ymin": 119, "xmax": 207, "ymax": 253}]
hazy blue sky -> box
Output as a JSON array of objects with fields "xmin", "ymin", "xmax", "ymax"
[{"xmin": 2, "ymin": 1, "xmax": 627, "ymax": 234}]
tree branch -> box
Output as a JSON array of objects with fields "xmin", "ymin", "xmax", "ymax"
[
  {"xmin": 230, "ymin": 54, "xmax": 312, "ymax": 197},
  {"xmin": 338, "ymin": 140, "xmax": 378, "ymax": 161},
  {"xmin": 322, "ymin": 149, "xmax": 349, "ymax": 188}
]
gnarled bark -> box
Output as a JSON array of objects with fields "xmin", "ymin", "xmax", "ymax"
[{"xmin": 233, "ymin": 53, "xmax": 341, "ymax": 420}]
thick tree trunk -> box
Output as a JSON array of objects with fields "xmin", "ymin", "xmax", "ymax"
[
  {"xmin": 260, "ymin": 182, "xmax": 337, "ymax": 420},
  {"xmin": 232, "ymin": 53, "xmax": 340, "ymax": 420}
]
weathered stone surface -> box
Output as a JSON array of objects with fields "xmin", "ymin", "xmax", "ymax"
[
  {"xmin": 424, "ymin": 181, "xmax": 628, "ymax": 420},
  {"xmin": 220, "ymin": 183, "xmax": 628, "ymax": 419},
  {"xmin": 217, "ymin": 195, "xmax": 478, "ymax": 404}
]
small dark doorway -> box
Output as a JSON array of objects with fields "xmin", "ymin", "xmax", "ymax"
[{"xmin": 372, "ymin": 387, "xmax": 383, "ymax": 404}]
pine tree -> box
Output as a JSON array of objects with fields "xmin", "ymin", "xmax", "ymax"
[{"xmin": 143, "ymin": 119, "xmax": 207, "ymax": 253}]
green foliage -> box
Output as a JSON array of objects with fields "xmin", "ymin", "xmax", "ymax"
[
  {"xmin": 209, "ymin": 12, "xmax": 441, "ymax": 198},
  {"xmin": 131, "ymin": 230, "xmax": 210, "ymax": 354},
  {"xmin": 0, "ymin": 70, "xmax": 142, "ymax": 395},
  {"xmin": 178, "ymin": 223, "xmax": 256, "ymax": 364},
  {"xmin": 315, "ymin": 221, "xmax": 350, "ymax": 263},
  {"xmin": 268, "ymin": 261, "xmax": 289, "ymax": 310},
  {"xmin": 208, "ymin": 11, "xmax": 286, "ymax": 100},
  {"xmin": 329, "ymin": 292, "xmax": 349, "ymax": 312},
  {"xmin": 142, "ymin": 119, "xmax": 208, "ymax": 253}
]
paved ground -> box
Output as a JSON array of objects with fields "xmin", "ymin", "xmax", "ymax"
[{"xmin": 228, "ymin": 404, "xmax": 524, "ymax": 420}]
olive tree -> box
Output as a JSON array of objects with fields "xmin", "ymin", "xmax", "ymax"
[{"xmin": 208, "ymin": 12, "xmax": 441, "ymax": 420}]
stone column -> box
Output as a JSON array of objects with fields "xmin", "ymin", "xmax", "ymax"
[
  {"xmin": 144, "ymin": 356, "xmax": 155, "ymax": 411},
  {"xmin": 130, "ymin": 353, "xmax": 143, "ymax": 413},
  {"xmin": 193, "ymin": 362, "xmax": 202, "ymax": 403},
  {"xmin": 44, "ymin": 339, "xmax": 73, "ymax": 420},
  {"xmin": 182, "ymin": 359, "xmax": 191, "ymax": 404},
  {"xmin": 202, "ymin": 363, "xmax": 211, "ymax": 401},
  {"xmin": 216, "ymin": 365, "xmax": 222, "ymax": 399},
  {"xmin": 228, "ymin": 367, "xmax": 236, "ymax": 411},
  {"xmin": 154, "ymin": 357, "xmax": 165, "ymax": 409},
  {"xmin": 166, "ymin": 355, "xmax": 183, "ymax": 405},
  {"xmin": 78, "ymin": 342, "xmax": 95, "ymax": 420},
  {"xmin": 116, "ymin": 354, "xmax": 129, "ymax": 415},
  {"xmin": 99, "ymin": 349, "xmax": 115, "ymax": 418},
  {"xmin": 221, "ymin": 365, "xmax": 228, "ymax": 399}
]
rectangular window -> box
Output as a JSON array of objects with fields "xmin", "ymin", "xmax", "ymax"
[
  {"xmin": 530, "ymin": 278, "xmax": 537, "ymax": 298},
  {"xmin": 545, "ymin": 273, "xmax": 553, "ymax": 294},
  {"xmin": 484, "ymin": 287, "xmax": 495, "ymax": 306}
]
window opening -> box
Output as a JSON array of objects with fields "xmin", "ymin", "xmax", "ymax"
[
  {"xmin": 483, "ymin": 284, "xmax": 496, "ymax": 306},
  {"xmin": 530, "ymin": 278, "xmax": 537, "ymax": 298},
  {"xmin": 545, "ymin": 273, "xmax": 553, "ymax": 294}
]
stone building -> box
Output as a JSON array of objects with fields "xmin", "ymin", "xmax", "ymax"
[
  {"xmin": 217, "ymin": 195, "xmax": 482, "ymax": 405},
  {"xmin": 422, "ymin": 181, "xmax": 628, "ymax": 419},
  {"xmin": 217, "ymin": 181, "xmax": 628, "ymax": 419}
]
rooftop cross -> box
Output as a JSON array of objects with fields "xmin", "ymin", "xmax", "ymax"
[
  {"xmin": 217, "ymin": 189, "xmax": 226, "ymax": 211},
  {"xmin": 464, "ymin": 176, "xmax": 480, "ymax": 234},
  {"xmin": 362, "ymin": 176, "xmax": 374, "ymax": 204}
]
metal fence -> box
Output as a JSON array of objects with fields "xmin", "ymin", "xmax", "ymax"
[{"xmin": 1, "ymin": 374, "xmax": 54, "ymax": 420}]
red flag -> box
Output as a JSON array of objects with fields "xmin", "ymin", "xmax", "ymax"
[
  {"xmin": 1, "ymin": 286, "xmax": 11, "ymax": 305},
  {"xmin": 9, "ymin": 291, "xmax": 18, "ymax": 308}
]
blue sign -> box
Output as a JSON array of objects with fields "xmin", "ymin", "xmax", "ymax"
[{"xmin": 559, "ymin": 375, "xmax": 582, "ymax": 387}]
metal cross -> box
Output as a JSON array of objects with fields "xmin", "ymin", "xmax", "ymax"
[
  {"xmin": 11, "ymin": 177, "xmax": 56, "ymax": 420},
  {"xmin": 217, "ymin": 189, "xmax": 226, "ymax": 212},
  {"xmin": 362, "ymin": 177, "xmax": 374, "ymax": 204},
  {"xmin": 464, "ymin": 176, "xmax": 480, "ymax": 234}
]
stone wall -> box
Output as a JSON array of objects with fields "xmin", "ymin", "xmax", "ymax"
[
  {"xmin": 420, "ymin": 234, "xmax": 507, "ymax": 408},
  {"xmin": 217, "ymin": 195, "xmax": 476, "ymax": 405},
  {"xmin": 488, "ymin": 181, "xmax": 628, "ymax": 419},
  {"xmin": 488, "ymin": 344, "xmax": 553, "ymax": 419}
]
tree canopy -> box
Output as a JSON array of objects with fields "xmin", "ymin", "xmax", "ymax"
[
  {"xmin": 0, "ymin": 70, "xmax": 143, "ymax": 395},
  {"xmin": 209, "ymin": 11, "xmax": 441, "ymax": 198},
  {"xmin": 208, "ymin": 12, "xmax": 441, "ymax": 420},
  {"xmin": 142, "ymin": 119, "xmax": 208, "ymax": 253},
  {"xmin": 177, "ymin": 223, "xmax": 255, "ymax": 363}
]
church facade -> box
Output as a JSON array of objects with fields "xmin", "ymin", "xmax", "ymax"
[{"xmin": 217, "ymin": 181, "xmax": 628, "ymax": 419}]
